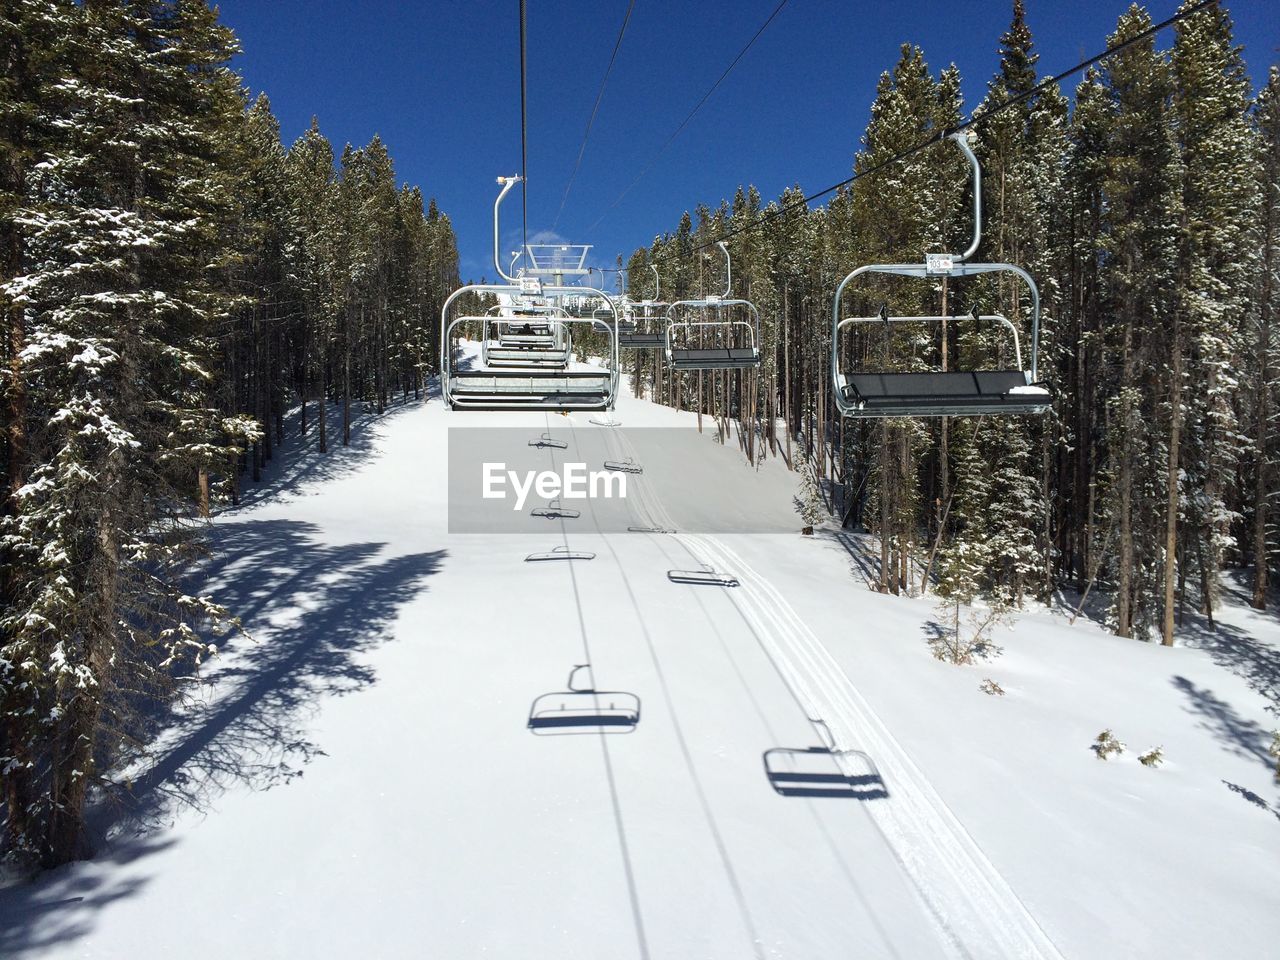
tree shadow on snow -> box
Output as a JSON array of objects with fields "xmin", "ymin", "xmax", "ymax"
[
  {"xmin": 0, "ymin": 835, "xmax": 176, "ymax": 959},
  {"xmin": 1172, "ymin": 675, "xmax": 1275, "ymax": 773},
  {"xmin": 0, "ymin": 519, "xmax": 444, "ymax": 957},
  {"xmin": 117, "ymin": 519, "xmax": 445, "ymax": 831},
  {"xmin": 1221, "ymin": 781, "xmax": 1280, "ymax": 823},
  {"xmin": 828, "ymin": 530, "xmax": 929, "ymax": 592},
  {"xmin": 831, "ymin": 531, "xmax": 884, "ymax": 587},
  {"xmin": 1174, "ymin": 612, "xmax": 1280, "ymax": 719},
  {"xmin": 230, "ymin": 383, "xmax": 437, "ymax": 509}
]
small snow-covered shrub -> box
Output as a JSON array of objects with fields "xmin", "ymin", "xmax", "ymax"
[
  {"xmin": 979, "ymin": 678, "xmax": 1005, "ymax": 696},
  {"xmin": 1138, "ymin": 747, "xmax": 1164, "ymax": 768},
  {"xmin": 929, "ymin": 598, "xmax": 1008, "ymax": 665},
  {"xmin": 1093, "ymin": 729, "xmax": 1125, "ymax": 760},
  {"xmin": 1269, "ymin": 732, "xmax": 1280, "ymax": 782}
]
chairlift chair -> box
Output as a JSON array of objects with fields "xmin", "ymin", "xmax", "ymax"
[
  {"xmin": 619, "ymin": 301, "xmax": 671, "ymax": 351},
  {"xmin": 441, "ymin": 176, "xmax": 620, "ymax": 411},
  {"xmin": 831, "ymin": 132, "xmax": 1051, "ymax": 418},
  {"xmin": 527, "ymin": 665, "xmax": 641, "ymax": 734},
  {"xmin": 618, "ymin": 265, "xmax": 671, "ymax": 350},
  {"xmin": 484, "ymin": 303, "xmax": 572, "ymax": 367},
  {"xmin": 665, "ymin": 242, "xmax": 761, "ymax": 370}
]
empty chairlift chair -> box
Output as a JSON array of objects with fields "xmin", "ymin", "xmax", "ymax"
[
  {"xmin": 483, "ymin": 304, "xmax": 573, "ymax": 368},
  {"xmin": 619, "ymin": 301, "xmax": 671, "ymax": 351},
  {"xmin": 618, "ymin": 265, "xmax": 670, "ymax": 351},
  {"xmin": 831, "ymin": 132, "xmax": 1051, "ymax": 418},
  {"xmin": 665, "ymin": 242, "xmax": 761, "ymax": 371},
  {"xmin": 441, "ymin": 175, "xmax": 621, "ymax": 411}
]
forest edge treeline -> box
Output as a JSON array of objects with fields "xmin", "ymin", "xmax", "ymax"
[
  {"xmin": 0, "ymin": 1, "xmax": 457, "ymax": 869},
  {"xmin": 619, "ymin": 0, "xmax": 1277, "ymax": 644}
]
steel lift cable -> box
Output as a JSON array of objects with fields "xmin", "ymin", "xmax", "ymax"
[
  {"xmin": 586, "ymin": 0, "xmax": 791, "ymax": 233},
  {"xmin": 519, "ymin": 0, "xmax": 529, "ymax": 253},
  {"xmin": 643, "ymin": 0, "xmax": 1217, "ymax": 264},
  {"xmin": 553, "ymin": 0, "xmax": 638, "ymax": 230}
]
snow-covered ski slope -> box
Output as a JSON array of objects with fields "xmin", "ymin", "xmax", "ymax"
[{"xmin": 3, "ymin": 360, "xmax": 1278, "ymax": 959}]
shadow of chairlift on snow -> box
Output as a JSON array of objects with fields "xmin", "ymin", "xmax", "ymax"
[
  {"xmin": 530, "ymin": 498, "xmax": 581, "ymax": 520},
  {"xmin": 668, "ymin": 564, "xmax": 739, "ymax": 587},
  {"xmin": 525, "ymin": 545, "xmax": 596, "ymax": 562},
  {"xmin": 528, "ymin": 431, "xmax": 569, "ymax": 450},
  {"xmin": 764, "ymin": 720, "xmax": 888, "ymax": 800},
  {"xmin": 603, "ymin": 457, "xmax": 643, "ymax": 475},
  {"xmin": 527, "ymin": 665, "xmax": 641, "ymax": 735}
]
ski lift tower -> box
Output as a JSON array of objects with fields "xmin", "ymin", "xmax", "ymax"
[{"xmin": 523, "ymin": 243, "xmax": 592, "ymax": 287}]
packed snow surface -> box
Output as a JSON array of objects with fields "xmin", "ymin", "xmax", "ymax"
[{"xmin": 2, "ymin": 360, "xmax": 1278, "ymax": 959}]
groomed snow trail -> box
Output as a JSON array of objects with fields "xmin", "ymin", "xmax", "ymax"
[
  {"xmin": 602, "ymin": 422, "xmax": 1064, "ymax": 960},
  {"xmin": 4, "ymin": 362, "xmax": 1278, "ymax": 959}
]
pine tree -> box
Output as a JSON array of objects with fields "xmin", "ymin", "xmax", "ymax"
[
  {"xmin": 227, "ymin": 92, "xmax": 291, "ymax": 484},
  {"xmin": 0, "ymin": 0, "xmax": 79, "ymax": 865},
  {"xmin": 284, "ymin": 119, "xmax": 341, "ymax": 453},
  {"xmin": 1251, "ymin": 68, "xmax": 1280, "ymax": 609},
  {"xmin": 1171, "ymin": 0, "xmax": 1259, "ymax": 628},
  {"xmin": 954, "ymin": 0, "xmax": 1064, "ymax": 605},
  {"xmin": 1052, "ymin": 70, "xmax": 1113, "ymax": 595},
  {"xmin": 845, "ymin": 46, "xmax": 963, "ymax": 595},
  {"xmin": 1100, "ymin": 4, "xmax": 1182, "ymax": 640},
  {"xmin": 1, "ymin": 0, "xmax": 257, "ymax": 866}
]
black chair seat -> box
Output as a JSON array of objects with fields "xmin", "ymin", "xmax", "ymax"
[
  {"xmin": 619, "ymin": 333, "xmax": 668, "ymax": 349},
  {"xmin": 670, "ymin": 348, "xmax": 759, "ymax": 370},
  {"xmin": 457, "ymin": 369, "xmax": 609, "ymax": 380},
  {"xmin": 842, "ymin": 370, "xmax": 1049, "ymax": 414}
]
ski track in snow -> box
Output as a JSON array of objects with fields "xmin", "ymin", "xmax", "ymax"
[{"xmin": 603, "ymin": 420, "xmax": 1063, "ymax": 960}]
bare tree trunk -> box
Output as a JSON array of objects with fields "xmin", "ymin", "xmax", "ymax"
[
  {"xmin": 319, "ymin": 356, "xmax": 328, "ymax": 454},
  {"xmin": 343, "ymin": 317, "xmax": 352, "ymax": 447},
  {"xmin": 1162, "ymin": 317, "xmax": 1182, "ymax": 646},
  {"xmin": 197, "ymin": 468, "xmax": 210, "ymax": 518},
  {"xmin": 1197, "ymin": 534, "xmax": 1214, "ymax": 625},
  {"xmin": 783, "ymin": 284, "xmax": 792, "ymax": 467},
  {"xmin": 300, "ymin": 320, "xmax": 309, "ymax": 437},
  {"xmin": 1253, "ymin": 205, "xmax": 1274, "ymax": 609},
  {"xmin": 879, "ymin": 422, "xmax": 891, "ymax": 593},
  {"xmin": 1116, "ymin": 299, "xmax": 1135, "ymax": 638}
]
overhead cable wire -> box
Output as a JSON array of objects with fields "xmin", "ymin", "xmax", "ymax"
[
  {"xmin": 646, "ymin": 0, "xmax": 1216, "ymax": 264},
  {"xmin": 587, "ymin": 0, "xmax": 791, "ymax": 233},
  {"xmin": 553, "ymin": 0, "xmax": 639, "ymax": 230},
  {"xmin": 520, "ymin": 0, "xmax": 530, "ymax": 252}
]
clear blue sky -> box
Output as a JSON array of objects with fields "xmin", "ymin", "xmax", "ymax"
[{"xmin": 214, "ymin": 0, "xmax": 1278, "ymax": 285}]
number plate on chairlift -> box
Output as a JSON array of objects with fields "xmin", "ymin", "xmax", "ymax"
[
  {"xmin": 925, "ymin": 253, "xmax": 955, "ymax": 275},
  {"xmin": 519, "ymin": 277, "xmax": 544, "ymax": 295}
]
